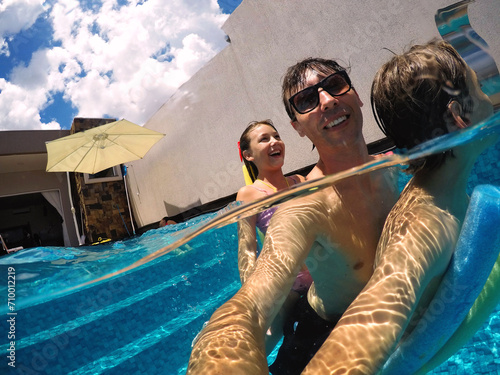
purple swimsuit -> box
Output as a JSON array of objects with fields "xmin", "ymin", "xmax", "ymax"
[
  {"xmin": 252, "ymin": 187, "xmax": 278, "ymax": 235},
  {"xmin": 256, "ymin": 207, "xmax": 278, "ymax": 234},
  {"xmin": 253, "ymin": 175, "xmax": 299, "ymax": 234}
]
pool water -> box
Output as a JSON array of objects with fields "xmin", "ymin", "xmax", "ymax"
[
  {"xmin": 0, "ymin": 219, "xmax": 241, "ymax": 374},
  {"xmin": 1, "ymin": 124, "xmax": 500, "ymax": 374}
]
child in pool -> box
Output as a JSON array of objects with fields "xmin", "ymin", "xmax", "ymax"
[
  {"xmin": 236, "ymin": 119, "xmax": 311, "ymax": 354},
  {"xmin": 236, "ymin": 119, "xmax": 306, "ymax": 284},
  {"xmin": 303, "ymin": 40, "xmax": 497, "ymax": 374}
]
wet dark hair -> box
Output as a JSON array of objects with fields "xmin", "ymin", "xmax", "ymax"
[
  {"xmin": 239, "ymin": 119, "xmax": 278, "ymax": 182},
  {"xmin": 282, "ymin": 58, "xmax": 349, "ymax": 121},
  {"xmin": 371, "ymin": 40, "xmax": 471, "ymax": 173}
]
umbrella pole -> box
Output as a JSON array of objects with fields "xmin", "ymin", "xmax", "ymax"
[
  {"xmin": 67, "ymin": 172, "xmax": 84, "ymax": 246},
  {"xmin": 123, "ymin": 172, "xmax": 136, "ymax": 235}
]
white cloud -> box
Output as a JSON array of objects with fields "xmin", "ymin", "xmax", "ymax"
[
  {"xmin": 0, "ymin": 0, "xmax": 230, "ymax": 130},
  {"xmin": 0, "ymin": 0, "xmax": 46, "ymax": 52},
  {"xmin": 0, "ymin": 78, "xmax": 60, "ymax": 130}
]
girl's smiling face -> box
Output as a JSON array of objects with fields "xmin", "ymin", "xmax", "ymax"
[{"xmin": 244, "ymin": 124, "xmax": 285, "ymax": 170}]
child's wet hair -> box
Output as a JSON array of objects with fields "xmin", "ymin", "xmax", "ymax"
[{"xmin": 371, "ymin": 40, "xmax": 471, "ymax": 172}]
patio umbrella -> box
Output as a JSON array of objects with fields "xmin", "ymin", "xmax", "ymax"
[
  {"xmin": 46, "ymin": 119, "xmax": 165, "ymax": 174},
  {"xmin": 45, "ymin": 119, "xmax": 164, "ymax": 241}
]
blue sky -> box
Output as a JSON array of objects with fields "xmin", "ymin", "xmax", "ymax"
[{"xmin": 0, "ymin": 0, "xmax": 242, "ymax": 131}]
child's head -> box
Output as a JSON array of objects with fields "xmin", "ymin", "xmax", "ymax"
[
  {"xmin": 371, "ymin": 40, "xmax": 492, "ymax": 172},
  {"xmin": 239, "ymin": 119, "xmax": 279, "ymax": 181}
]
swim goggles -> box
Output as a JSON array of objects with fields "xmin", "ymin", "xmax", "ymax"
[{"xmin": 288, "ymin": 70, "xmax": 352, "ymax": 114}]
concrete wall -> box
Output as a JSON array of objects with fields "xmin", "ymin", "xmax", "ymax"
[{"xmin": 126, "ymin": 0, "xmax": 500, "ymax": 226}]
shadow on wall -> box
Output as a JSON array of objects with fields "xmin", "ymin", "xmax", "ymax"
[{"xmin": 163, "ymin": 199, "xmax": 202, "ymax": 220}]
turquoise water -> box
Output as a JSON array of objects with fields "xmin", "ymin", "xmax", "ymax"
[
  {"xmin": 0, "ymin": 218, "xmax": 241, "ymax": 374},
  {"xmin": 1, "ymin": 114, "xmax": 500, "ymax": 374}
]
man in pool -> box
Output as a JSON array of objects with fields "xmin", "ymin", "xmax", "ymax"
[
  {"xmin": 187, "ymin": 57, "xmax": 398, "ymax": 374},
  {"xmin": 301, "ymin": 40, "xmax": 496, "ymax": 374}
]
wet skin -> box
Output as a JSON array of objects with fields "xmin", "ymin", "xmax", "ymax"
[
  {"xmin": 303, "ymin": 182, "xmax": 463, "ymax": 374},
  {"xmin": 302, "ymin": 64, "xmax": 496, "ymax": 374},
  {"xmin": 187, "ymin": 68, "xmax": 399, "ymax": 374},
  {"xmin": 188, "ymin": 170, "xmax": 396, "ymax": 374}
]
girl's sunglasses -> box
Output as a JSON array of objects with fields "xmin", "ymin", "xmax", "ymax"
[{"xmin": 288, "ymin": 71, "xmax": 352, "ymax": 115}]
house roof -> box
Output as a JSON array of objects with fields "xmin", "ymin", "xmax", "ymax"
[{"xmin": 0, "ymin": 130, "xmax": 70, "ymax": 174}]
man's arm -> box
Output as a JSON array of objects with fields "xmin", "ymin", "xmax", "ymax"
[
  {"xmin": 188, "ymin": 202, "xmax": 318, "ymax": 374},
  {"xmin": 303, "ymin": 202, "xmax": 460, "ymax": 374}
]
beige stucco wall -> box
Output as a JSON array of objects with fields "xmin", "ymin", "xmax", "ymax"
[{"xmin": 126, "ymin": 0, "xmax": 500, "ymax": 226}]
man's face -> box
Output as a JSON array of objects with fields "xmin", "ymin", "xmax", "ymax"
[{"xmin": 289, "ymin": 69, "xmax": 364, "ymax": 151}]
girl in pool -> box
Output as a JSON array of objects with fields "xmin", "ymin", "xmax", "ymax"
[
  {"xmin": 237, "ymin": 119, "xmax": 311, "ymax": 353},
  {"xmin": 237, "ymin": 119, "xmax": 306, "ymax": 283}
]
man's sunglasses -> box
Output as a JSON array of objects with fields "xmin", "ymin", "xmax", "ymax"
[{"xmin": 288, "ymin": 71, "xmax": 352, "ymax": 115}]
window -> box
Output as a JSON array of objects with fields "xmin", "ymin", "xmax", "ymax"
[{"xmin": 83, "ymin": 166, "xmax": 123, "ymax": 184}]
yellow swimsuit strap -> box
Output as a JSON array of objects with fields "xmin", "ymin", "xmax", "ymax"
[{"xmin": 255, "ymin": 177, "xmax": 290, "ymax": 192}]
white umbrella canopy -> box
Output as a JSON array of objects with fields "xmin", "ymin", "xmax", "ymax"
[{"xmin": 46, "ymin": 119, "xmax": 165, "ymax": 174}]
